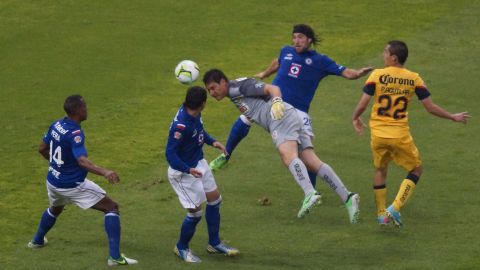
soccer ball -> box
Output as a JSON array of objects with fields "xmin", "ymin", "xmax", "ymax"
[{"xmin": 174, "ymin": 60, "xmax": 200, "ymax": 84}]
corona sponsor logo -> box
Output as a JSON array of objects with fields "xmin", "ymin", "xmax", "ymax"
[{"xmin": 379, "ymin": 74, "xmax": 414, "ymax": 86}]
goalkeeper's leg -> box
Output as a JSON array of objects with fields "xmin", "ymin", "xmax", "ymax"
[{"xmin": 210, "ymin": 115, "xmax": 251, "ymax": 171}]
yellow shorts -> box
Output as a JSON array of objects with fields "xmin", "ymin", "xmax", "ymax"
[{"xmin": 371, "ymin": 134, "xmax": 421, "ymax": 171}]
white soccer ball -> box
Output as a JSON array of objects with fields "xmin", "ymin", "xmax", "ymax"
[{"xmin": 174, "ymin": 60, "xmax": 200, "ymax": 84}]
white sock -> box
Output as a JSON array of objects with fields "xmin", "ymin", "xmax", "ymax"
[
  {"xmin": 288, "ymin": 158, "xmax": 315, "ymax": 196},
  {"xmin": 317, "ymin": 163, "xmax": 350, "ymax": 202}
]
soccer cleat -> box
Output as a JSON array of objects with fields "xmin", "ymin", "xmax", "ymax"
[
  {"xmin": 174, "ymin": 246, "xmax": 201, "ymax": 263},
  {"xmin": 386, "ymin": 205, "xmax": 403, "ymax": 227},
  {"xmin": 27, "ymin": 237, "xmax": 48, "ymax": 248},
  {"xmin": 345, "ymin": 193, "xmax": 360, "ymax": 224},
  {"xmin": 377, "ymin": 215, "xmax": 389, "ymax": 226},
  {"xmin": 107, "ymin": 254, "xmax": 138, "ymax": 266},
  {"xmin": 206, "ymin": 242, "xmax": 240, "ymax": 256},
  {"xmin": 297, "ymin": 191, "xmax": 322, "ymax": 218},
  {"xmin": 209, "ymin": 154, "xmax": 228, "ymax": 171}
]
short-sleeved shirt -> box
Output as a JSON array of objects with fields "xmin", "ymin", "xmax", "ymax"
[
  {"xmin": 273, "ymin": 46, "xmax": 346, "ymax": 113},
  {"xmin": 165, "ymin": 105, "xmax": 216, "ymax": 173},
  {"xmin": 363, "ymin": 66, "xmax": 431, "ymax": 138},
  {"xmin": 43, "ymin": 117, "xmax": 88, "ymax": 188}
]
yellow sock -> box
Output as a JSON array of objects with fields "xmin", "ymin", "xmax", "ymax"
[
  {"xmin": 373, "ymin": 186, "xmax": 387, "ymax": 216},
  {"xmin": 393, "ymin": 179, "xmax": 416, "ymax": 211}
]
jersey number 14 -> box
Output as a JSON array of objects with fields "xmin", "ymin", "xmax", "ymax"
[{"xmin": 50, "ymin": 141, "xmax": 64, "ymax": 167}]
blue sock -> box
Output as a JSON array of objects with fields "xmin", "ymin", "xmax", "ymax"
[
  {"xmin": 205, "ymin": 198, "xmax": 222, "ymax": 246},
  {"xmin": 33, "ymin": 209, "xmax": 57, "ymax": 244},
  {"xmin": 308, "ymin": 171, "xmax": 317, "ymax": 188},
  {"xmin": 177, "ymin": 214, "xmax": 202, "ymax": 250},
  {"xmin": 105, "ymin": 212, "xmax": 121, "ymax": 259},
  {"xmin": 225, "ymin": 117, "xmax": 251, "ymax": 160}
]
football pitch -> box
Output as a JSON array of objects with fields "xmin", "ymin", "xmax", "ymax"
[{"xmin": 1, "ymin": 1, "xmax": 479, "ymax": 269}]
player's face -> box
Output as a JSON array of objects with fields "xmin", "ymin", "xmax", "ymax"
[
  {"xmin": 292, "ymin": 33, "xmax": 312, "ymax": 53},
  {"xmin": 78, "ymin": 101, "xmax": 88, "ymax": 121},
  {"xmin": 205, "ymin": 79, "xmax": 228, "ymax": 101}
]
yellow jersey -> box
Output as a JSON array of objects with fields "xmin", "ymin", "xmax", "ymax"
[{"xmin": 363, "ymin": 66, "xmax": 431, "ymax": 138}]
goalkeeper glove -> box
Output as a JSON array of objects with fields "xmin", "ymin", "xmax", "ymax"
[{"xmin": 270, "ymin": 97, "xmax": 286, "ymax": 120}]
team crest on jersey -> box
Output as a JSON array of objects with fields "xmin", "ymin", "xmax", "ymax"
[
  {"xmin": 174, "ymin": 131, "xmax": 182, "ymax": 139},
  {"xmin": 305, "ymin": 58, "xmax": 312, "ymax": 65},
  {"xmin": 74, "ymin": 136, "xmax": 82, "ymax": 143},
  {"xmin": 288, "ymin": 63, "xmax": 302, "ymax": 78}
]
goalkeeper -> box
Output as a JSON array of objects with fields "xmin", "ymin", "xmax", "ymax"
[{"xmin": 203, "ymin": 69, "xmax": 360, "ymax": 223}]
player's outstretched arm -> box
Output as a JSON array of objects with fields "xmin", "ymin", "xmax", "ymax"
[
  {"xmin": 255, "ymin": 58, "xmax": 279, "ymax": 79},
  {"xmin": 352, "ymin": 93, "xmax": 372, "ymax": 135},
  {"xmin": 421, "ymin": 97, "xmax": 471, "ymax": 123},
  {"xmin": 77, "ymin": 156, "xmax": 120, "ymax": 183},
  {"xmin": 342, "ymin": 67, "xmax": 373, "ymax": 80},
  {"xmin": 212, "ymin": 141, "xmax": 228, "ymax": 156}
]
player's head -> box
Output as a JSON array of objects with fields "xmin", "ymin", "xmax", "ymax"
[
  {"xmin": 292, "ymin": 24, "xmax": 318, "ymax": 53},
  {"xmin": 384, "ymin": 40, "xmax": 408, "ymax": 66},
  {"xmin": 203, "ymin": 68, "xmax": 229, "ymax": 101},
  {"xmin": 64, "ymin": 94, "xmax": 87, "ymax": 122},
  {"xmin": 184, "ymin": 86, "xmax": 207, "ymax": 111}
]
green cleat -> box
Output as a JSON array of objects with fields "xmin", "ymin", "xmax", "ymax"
[
  {"xmin": 107, "ymin": 253, "xmax": 138, "ymax": 266},
  {"xmin": 209, "ymin": 154, "xmax": 228, "ymax": 171},
  {"xmin": 297, "ymin": 191, "xmax": 322, "ymax": 218}
]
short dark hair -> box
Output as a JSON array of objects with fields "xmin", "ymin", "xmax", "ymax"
[
  {"xmin": 64, "ymin": 95, "xmax": 85, "ymax": 116},
  {"xmin": 184, "ymin": 86, "xmax": 207, "ymax": 110},
  {"xmin": 293, "ymin": 24, "xmax": 319, "ymax": 45},
  {"xmin": 387, "ymin": 40, "xmax": 408, "ymax": 65},
  {"xmin": 202, "ymin": 68, "xmax": 228, "ymax": 85}
]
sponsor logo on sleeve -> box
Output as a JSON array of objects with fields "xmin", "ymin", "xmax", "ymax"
[
  {"xmin": 74, "ymin": 136, "xmax": 82, "ymax": 143},
  {"xmin": 72, "ymin": 129, "xmax": 81, "ymax": 135},
  {"xmin": 176, "ymin": 124, "xmax": 186, "ymax": 130},
  {"xmin": 174, "ymin": 131, "xmax": 182, "ymax": 139}
]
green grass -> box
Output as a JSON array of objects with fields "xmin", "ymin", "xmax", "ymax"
[{"xmin": 1, "ymin": 0, "xmax": 479, "ymax": 269}]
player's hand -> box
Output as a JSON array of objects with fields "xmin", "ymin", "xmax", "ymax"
[
  {"xmin": 270, "ymin": 97, "xmax": 286, "ymax": 120},
  {"xmin": 212, "ymin": 141, "xmax": 228, "ymax": 156},
  {"xmin": 352, "ymin": 118, "xmax": 367, "ymax": 135},
  {"xmin": 189, "ymin": 168, "xmax": 203, "ymax": 178},
  {"xmin": 451, "ymin": 112, "xmax": 471, "ymax": 123},
  {"xmin": 104, "ymin": 170, "xmax": 120, "ymax": 184},
  {"xmin": 255, "ymin": 72, "xmax": 266, "ymax": 79},
  {"xmin": 359, "ymin": 67, "xmax": 373, "ymax": 77}
]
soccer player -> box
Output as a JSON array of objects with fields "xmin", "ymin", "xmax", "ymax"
[
  {"xmin": 352, "ymin": 40, "xmax": 470, "ymax": 227},
  {"xmin": 27, "ymin": 95, "xmax": 137, "ymax": 266},
  {"xmin": 203, "ymin": 69, "xmax": 360, "ymax": 223},
  {"xmin": 209, "ymin": 24, "xmax": 372, "ymax": 189},
  {"xmin": 166, "ymin": 86, "xmax": 239, "ymax": 263}
]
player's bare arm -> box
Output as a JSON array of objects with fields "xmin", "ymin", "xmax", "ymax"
[
  {"xmin": 342, "ymin": 67, "xmax": 373, "ymax": 80},
  {"xmin": 421, "ymin": 97, "xmax": 471, "ymax": 123},
  {"xmin": 38, "ymin": 141, "xmax": 50, "ymax": 160},
  {"xmin": 352, "ymin": 93, "xmax": 372, "ymax": 135},
  {"xmin": 255, "ymin": 58, "xmax": 280, "ymax": 79},
  {"xmin": 212, "ymin": 141, "xmax": 228, "ymax": 156},
  {"xmin": 77, "ymin": 156, "xmax": 120, "ymax": 183}
]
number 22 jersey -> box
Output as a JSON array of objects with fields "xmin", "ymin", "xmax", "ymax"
[{"xmin": 363, "ymin": 66, "xmax": 431, "ymax": 138}]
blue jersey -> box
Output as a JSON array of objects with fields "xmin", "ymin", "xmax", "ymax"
[
  {"xmin": 43, "ymin": 117, "xmax": 88, "ymax": 188},
  {"xmin": 165, "ymin": 106, "xmax": 216, "ymax": 173},
  {"xmin": 273, "ymin": 46, "xmax": 346, "ymax": 113}
]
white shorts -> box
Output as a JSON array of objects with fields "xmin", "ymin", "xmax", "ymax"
[
  {"xmin": 46, "ymin": 179, "xmax": 106, "ymax": 209},
  {"xmin": 295, "ymin": 109, "xmax": 314, "ymax": 137},
  {"xmin": 168, "ymin": 159, "xmax": 218, "ymax": 209}
]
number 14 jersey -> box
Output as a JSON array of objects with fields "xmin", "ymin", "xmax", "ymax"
[
  {"xmin": 43, "ymin": 117, "xmax": 88, "ymax": 188},
  {"xmin": 363, "ymin": 66, "xmax": 431, "ymax": 138}
]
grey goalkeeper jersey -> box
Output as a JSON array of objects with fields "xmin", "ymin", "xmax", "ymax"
[{"xmin": 227, "ymin": 78, "xmax": 294, "ymax": 132}]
